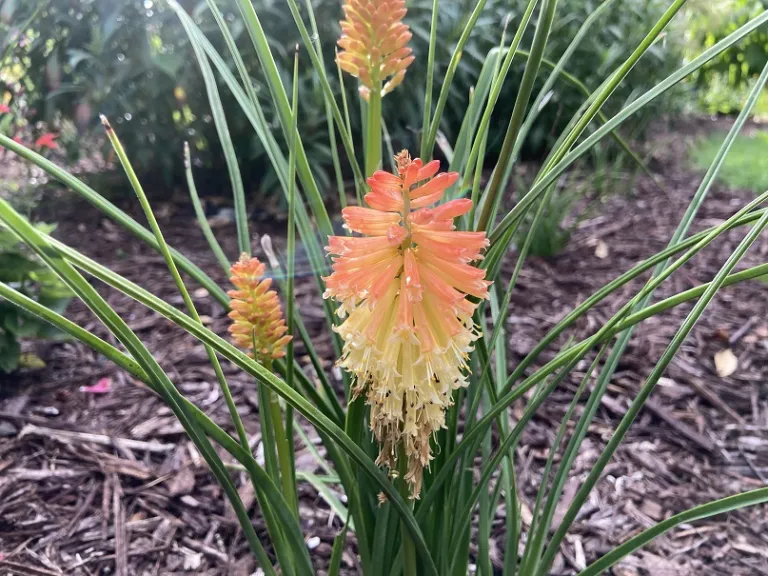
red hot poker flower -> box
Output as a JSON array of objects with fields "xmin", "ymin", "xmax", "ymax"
[
  {"xmin": 228, "ymin": 254, "xmax": 292, "ymax": 362},
  {"xmin": 324, "ymin": 150, "xmax": 491, "ymax": 497},
  {"xmin": 336, "ymin": 0, "xmax": 414, "ymax": 101}
]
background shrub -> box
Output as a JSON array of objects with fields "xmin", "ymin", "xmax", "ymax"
[
  {"xmin": 1, "ymin": 0, "xmax": 686, "ymax": 199},
  {"xmin": 686, "ymin": 0, "xmax": 768, "ymax": 114},
  {"xmin": 0, "ymin": 221, "xmax": 73, "ymax": 373}
]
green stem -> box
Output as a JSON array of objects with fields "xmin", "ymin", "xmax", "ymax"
[
  {"xmin": 269, "ymin": 389, "xmax": 299, "ymax": 513},
  {"xmin": 264, "ymin": 358, "xmax": 298, "ymax": 513},
  {"xmin": 366, "ymin": 88, "xmax": 383, "ymax": 177}
]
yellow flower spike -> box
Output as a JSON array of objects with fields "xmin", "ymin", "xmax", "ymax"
[
  {"xmin": 323, "ymin": 150, "xmax": 492, "ymax": 498},
  {"xmin": 228, "ymin": 253, "xmax": 292, "ymax": 362},
  {"xmin": 336, "ymin": 0, "xmax": 415, "ymax": 101}
]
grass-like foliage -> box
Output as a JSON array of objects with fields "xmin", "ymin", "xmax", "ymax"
[
  {"xmin": 691, "ymin": 128, "xmax": 768, "ymax": 192},
  {"xmin": 2, "ymin": 1, "xmax": 768, "ymax": 575}
]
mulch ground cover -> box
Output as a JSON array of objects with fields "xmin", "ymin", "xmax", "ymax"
[{"xmin": 1, "ymin": 117, "xmax": 768, "ymax": 575}]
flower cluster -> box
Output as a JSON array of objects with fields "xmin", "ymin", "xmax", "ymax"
[
  {"xmin": 0, "ymin": 97, "xmax": 59, "ymax": 151},
  {"xmin": 228, "ymin": 254, "xmax": 291, "ymax": 362},
  {"xmin": 324, "ymin": 150, "xmax": 491, "ymax": 497},
  {"xmin": 336, "ymin": 0, "xmax": 414, "ymax": 101}
]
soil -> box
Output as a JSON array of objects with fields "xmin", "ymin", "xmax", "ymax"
[{"xmin": 1, "ymin": 116, "xmax": 768, "ymax": 575}]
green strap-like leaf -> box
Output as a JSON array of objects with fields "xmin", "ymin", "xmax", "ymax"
[
  {"xmin": 0, "ymin": 198, "xmax": 279, "ymax": 575},
  {"xmin": 0, "ymin": 134, "xmax": 228, "ymax": 306},
  {"xmin": 489, "ymin": 8, "xmax": 768, "ymax": 247},
  {"xmin": 578, "ymin": 487, "xmax": 768, "ymax": 576}
]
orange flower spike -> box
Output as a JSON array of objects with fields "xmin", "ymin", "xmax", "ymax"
[
  {"xmin": 323, "ymin": 149, "xmax": 492, "ymax": 497},
  {"xmin": 336, "ymin": 0, "xmax": 414, "ymax": 100},
  {"xmin": 227, "ymin": 254, "xmax": 291, "ymax": 361}
]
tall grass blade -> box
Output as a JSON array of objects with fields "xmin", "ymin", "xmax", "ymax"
[
  {"xmin": 579, "ymin": 487, "xmax": 768, "ymax": 576},
  {"xmin": 0, "ymin": 198, "xmax": 280, "ymax": 575},
  {"xmin": 168, "ymin": 2, "xmax": 341, "ymax": 345},
  {"xmin": 233, "ymin": 0, "xmax": 334, "ymax": 236},
  {"xmin": 303, "ymin": 0, "xmax": 347, "ymax": 209},
  {"xmin": 104, "ymin": 117, "xmax": 310, "ymax": 575},
  {"xmin": 489, "ymin": 8, "xmax": 768, "ymax": 248},
  {"xmin": 460, "ymin": 0, "xmax": 539, "ymax": 194},
  {"xmin": 17, "ymin": 235, "xmax": 438, "ymax": 574},
  {"xmin": 419, "ymin": 0, "xmax": 440, "ymax": 160},
  {"xmin": 526, "ymin": 56, "xmax": 768, "ymax": 575},
  {"xmin": 422, "ymin": 0, "xmax": 490, "ymax": 158},
  {"xmin": 176, "ymin": 12, "xmax": 250, "ymax": 255},
  {"xmin": 284, "ymin": 0, "xmax": 365, "ymax": 191},
  {"xmin": 537, "ymin": 207, "xmax": 768, "ymax": 575},
  {"xmin": 477, "ymin": 0, "xmax": 558, "ymax": 231},
  {"xmin": 328, "ymin": 514, "xmax": 351, "ymax": 576},
  {"xmin": 183, "ymin": 142, "xmax": 231, "ymax": 273},
  {"xmin": 0, "ymin": 134, "xmax": 228, "ymax": 304}
]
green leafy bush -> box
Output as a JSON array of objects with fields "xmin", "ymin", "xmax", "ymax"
[
  {"xmin": 4, "ymin": 0, "xmax": 685, "ymax": 196},
  {"xmin": 0, "ymin": 221, "xmax": 72, "ymax": 372},
  {"xmin": 1, "ymin": 11, "xmax": 74, "ymax": 372},
  {"xmin": 686, "ymin": 0, "xmax": 768, "ymax": 114}
]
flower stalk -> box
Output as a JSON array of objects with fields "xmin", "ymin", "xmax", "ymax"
[
  {"xmin": 228, "ymin": 254, "xmax": 296, "ymax": 512},
  {"xmin": 366, "ymin": 87, "xmax": 382, "ymax": 177}
]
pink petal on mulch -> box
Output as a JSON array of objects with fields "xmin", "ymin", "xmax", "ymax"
[{"xmin": 79, "ymin": 377, "xmax": 112, "ymax": 394}]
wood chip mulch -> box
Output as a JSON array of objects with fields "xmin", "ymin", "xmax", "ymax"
[{"xmin": 1, "ymin": 117, "xmax": 767, "ymax": 575}]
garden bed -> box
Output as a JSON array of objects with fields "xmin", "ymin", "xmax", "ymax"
[{"xmin": 1, "ymin": 117, "xmax": 767, "ymax": 575}]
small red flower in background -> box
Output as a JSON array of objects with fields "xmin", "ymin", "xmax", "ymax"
[
  {"xmin": 35, "ymin": 132, "xmax": 58, "ymax": 150},
  {"xmin": 0, "ymin": 103, "xmax": 9, "ymax": 114}
]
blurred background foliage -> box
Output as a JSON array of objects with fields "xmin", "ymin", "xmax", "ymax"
[
  {"xmin": 685, "ymin": 0, "xmax": 768, "ymax": 115},
  {"xmin": 2, "ymin": 0, "xmax": 693, "ymax": 198}
]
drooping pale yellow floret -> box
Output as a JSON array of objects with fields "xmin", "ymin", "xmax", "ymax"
[
  {"xmin": 324, "ymin": 150, "xmax": 491, "ymax": 497},
  {"xmin": 228, "ymin": 254, "xmax": 292, "ymax": 362},
  {"xmin": 336, "ymin": 0, "xmax": 414, "ymax": 101}
]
